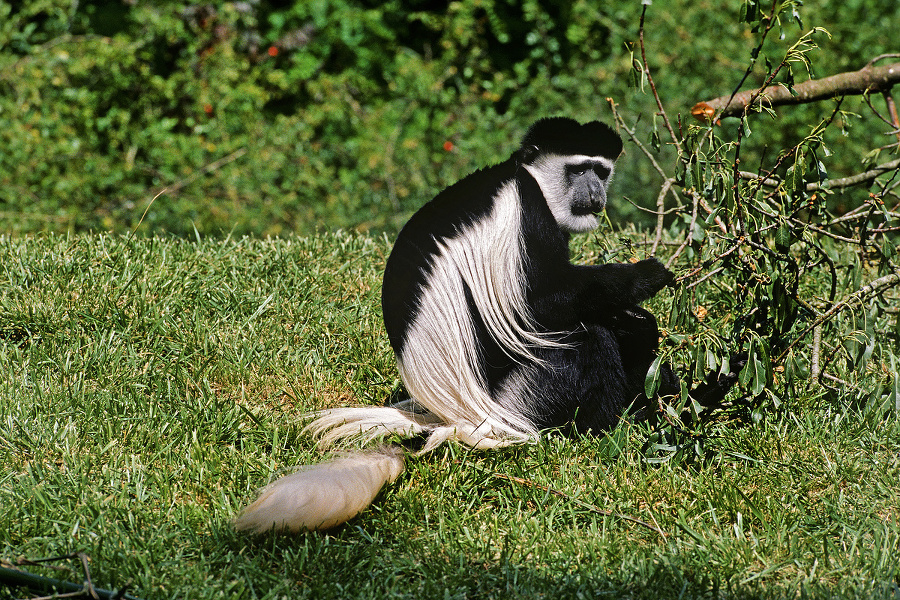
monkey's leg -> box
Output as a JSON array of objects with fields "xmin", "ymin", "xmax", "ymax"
[
  {"xmin": 605, "ymin": 308, "xmax": 746, "ymax": 417},
  {"xmin": 518, "ymin": 314, "xmax": 667, "ymax": 434}
]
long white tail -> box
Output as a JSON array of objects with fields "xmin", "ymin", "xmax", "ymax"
[
  {"xmin": 236, "ymin": 400, "xmax": 533, "ymax": 533},
  {"xmin": 234, "ymin": 447, "xmax": 405, "ymax": 533}
]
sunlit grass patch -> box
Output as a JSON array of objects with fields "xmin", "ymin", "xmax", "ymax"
[{"xmin": 1, "ymin": 232, "xmax": 898, "ymax": 599}]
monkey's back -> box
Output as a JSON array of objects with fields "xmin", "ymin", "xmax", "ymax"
[{"xmin": 381, "ymin": 159, "xmax": 518, "ymax": 356}]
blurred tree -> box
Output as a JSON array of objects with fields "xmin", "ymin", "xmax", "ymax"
[{"xmin": 0, "ymin": 0, "xmax": 896, "ymax": 236}]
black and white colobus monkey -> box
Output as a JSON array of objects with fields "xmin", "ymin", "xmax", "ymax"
[{"xmin": 235, "ymin": 117, "xmax": 743, "ymax": 534}]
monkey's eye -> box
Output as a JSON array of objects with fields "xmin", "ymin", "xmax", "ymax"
[
  {"xmin": 593, "ymin": 164, "xmax": 611, "ymax": 179},
  {"xmin": 566, "ymin": 164, "xmax": 591, "ymax": 177}
]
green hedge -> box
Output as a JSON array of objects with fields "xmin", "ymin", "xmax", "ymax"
[{"xmin": 1, "ymin": 0, "xmax": 897, "ymax": 236}]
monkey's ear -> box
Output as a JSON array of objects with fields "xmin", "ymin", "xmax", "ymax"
[{"xmin": 518, "ymin": 144, "xmax": 540, "ymax": 164}]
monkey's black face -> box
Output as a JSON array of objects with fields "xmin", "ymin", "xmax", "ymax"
[
  {"xmin": 524, "ymin": 149, "xmax": 618, "ymax": 233},
  {"xmin": 566, "ymin": 161, "xmax": 611, "ymax": 215}
]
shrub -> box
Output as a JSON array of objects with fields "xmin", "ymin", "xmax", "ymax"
[{"xmin": 2, "ymin": 0, "xmax": 897, "ymax": 236}]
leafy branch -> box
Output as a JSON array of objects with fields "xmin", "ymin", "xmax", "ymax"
[{"xmin": 623, "ymin": 3, "xmax": 900, "ymax": 460}]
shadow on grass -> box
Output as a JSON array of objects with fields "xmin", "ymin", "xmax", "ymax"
[{"xmin": 202, "ymin": 520, "xmax": 898, "ymax": 600}]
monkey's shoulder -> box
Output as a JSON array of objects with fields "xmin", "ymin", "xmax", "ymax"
[{"xmin": 391, "ymin": 158, "xmax": 520, "ymax": 252}]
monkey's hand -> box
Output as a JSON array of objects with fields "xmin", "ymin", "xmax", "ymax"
[
  {"xmin": 631, "ymin": 258, "xmax": 675, "ymax": 302},
  {"xmin": 564, "ymin": 259, "xmax": 675, "ymax": 320}
]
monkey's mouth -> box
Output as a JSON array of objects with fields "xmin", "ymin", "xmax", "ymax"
[{"xmin": 571, "ymin": 201, "xmax": 606, "ymax": 216}]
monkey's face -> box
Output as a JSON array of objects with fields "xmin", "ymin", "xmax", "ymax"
[
  {"xmin": 524, "ymin": 153, "xmax": 616, "ymax": 234},
  {"xmin": 566, "ymin": 159, "xmax": 612, "ymax": 215}
]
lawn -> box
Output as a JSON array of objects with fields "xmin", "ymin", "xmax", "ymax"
[{"xmin": 1, "ymin": 232, "xmax": 898, "ymax": 599}]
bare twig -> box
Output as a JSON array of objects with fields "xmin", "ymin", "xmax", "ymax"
[
  {"xmin": 775, "ymin": 271, "xmax": 900, "ymax": 364},
  {"xmin": 738, "ymin": 171, "xmax": 782, "ymax": 187},
  {"xmin": 123, "ymin": 147, "xmax": 248, "ymax": 245},
  {"xmin": 867, "ymin": 53, "xmax": 900, "ymax": 67},
  {"xmin": 666, "ymin": 190, "xmax": 701, "ymax": 269},
  {"xmin": 675, "ymin": 241, "xmax": 742, "ymax": 285},
  {"xmin": 862, "ymin": 91, "xmax": 897, "ymax": 128},
  {"xmin": 651, "ymin": 178, "xmax": 675, "ymax": 256},
  {"xmin": 811, "ymin": 324, "xmax": 822, "ymax": 379},
  {"xmin": 148, "ymin": 147, "xmax": 247, "ymax": 199},
  {"xmin": 685, "ymin": 266, "xmax": 727, "ymax": 290},
  {"xmin": 638, "ymin": 5, "xmax": 682, "ymax": 155},
  {"xmin": 608, "ymin": 99, "xmax": 669, "ymax": 179},
  {"xmin": 821, "ymin": 372, "xmax": 853, "ymax": 388},
  {"xmin": 884, "ymin": 91, "xmax": 900, "ymax": 146}
]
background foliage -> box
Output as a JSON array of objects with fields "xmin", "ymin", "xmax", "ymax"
[{"xmin": 1, "ymin": 0, "xmax": 898, "ymax": 236}]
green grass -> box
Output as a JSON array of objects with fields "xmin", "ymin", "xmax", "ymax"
[{"xmin": 1, "ymin": 232, "xmax": 898, "ymax": 599}]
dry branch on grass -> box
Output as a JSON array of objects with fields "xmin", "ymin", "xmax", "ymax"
[{"xmin": 490, "ymin": 472, "xmax": 669, "ymax": 538}]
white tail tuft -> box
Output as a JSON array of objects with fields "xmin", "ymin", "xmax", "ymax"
[
  {"xmin": 304, "ymin": 405, "xmax": 441, "ymax": 448},
  {"xmin": 234, "ymin": 447, "xmax": 405, "ymax": 534}
]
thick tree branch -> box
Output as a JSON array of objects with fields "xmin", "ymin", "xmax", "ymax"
[{"xmin": 692, "ymin": 62, "xmax": 900, "ymax": 121}]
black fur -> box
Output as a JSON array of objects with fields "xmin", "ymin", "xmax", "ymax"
[{"xmin": 519, "ymin": 118, "xmax": 623, "ymax": 159}]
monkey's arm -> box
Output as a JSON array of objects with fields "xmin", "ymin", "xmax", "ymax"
[
  {"xmin": 571, "ymin": 258, "xmax": 674, "ymax": 307},
  {"xmin": 527, "ymin": 258, "xmax": 674, "ymax": 331}
]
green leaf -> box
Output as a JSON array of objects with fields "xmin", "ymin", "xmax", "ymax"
[
  {"xmin": 645, "ymin": 354, "xmax": 663, "ymax": 399},
  {"xmin": 683, "ymin": 159, "xmax": 694, "ymax": 188},
  {"xmin": 650, "ymin": 116, "xmax": 661, "ymax": 152},
  {"xmin": 788, "ymin": 153, "xmax": 806, "ymax": 195},
  {"xmin": 774, "ymin": 221, "xmax": 792, "ymax": 251},
  {"xmin": 740, "ymin": 338, "xmax": 755, "ymax": 388},
  {"xmin": 752, "ymin": 353, "xmax": 766, "ymax": 396}
]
